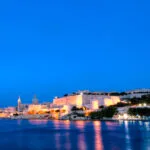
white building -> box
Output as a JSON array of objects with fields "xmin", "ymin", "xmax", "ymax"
[
  {"xmin": 121, "ymin": 88, "xmax": 150, "ymax": 99},
  {"xmin": 51, "ymin": 91, "xmax": 120, "ymax": 112}
]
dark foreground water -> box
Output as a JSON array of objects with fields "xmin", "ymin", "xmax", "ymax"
[{"xmin": 0, "ymin": 120, "xmax": 149, "ymax": 150}]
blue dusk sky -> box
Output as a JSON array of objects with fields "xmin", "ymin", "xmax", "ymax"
[{"xmin": 0, "ymin": 0, "xmax": 150, "ymax": 107}]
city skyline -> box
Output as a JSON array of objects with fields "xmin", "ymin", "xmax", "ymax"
[
  {"xmin": 1, "ymin": 88, "xmax": 150, "ymax": 108},
  {"xmin": 0, "ymin": 1, "xmax": 149, "ymax": 150},
  {"xmin": 0, "ymin": 0, "xmax": 150, "ymax": 106}
]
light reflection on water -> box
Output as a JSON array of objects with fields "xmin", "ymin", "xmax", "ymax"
[
  {"xmin": 76, "ymin": 121, "xmax": 87, "ymax": 150},
  {"xmin": 64, "ymin": 121, "xmax": 71, "ymax": 150},
  {"xmin": 53, "ymin": 120, "xmax": 61, "ymax": 149},
  {"xmin": 75, "ymin": 121, "xmax": 85, "ymax": 130},
  {"xmin": 64, "ymin": 120, "xmax": 71, "ymax": 129},
  {"xmin": 28, "ymin": 119, "xmax": 48, "ymax": 125},
  {"xmin": 55, "ymin": 132, "xmax": 61, "ymax": 149},
  {"xmin": 124, "ymin": 121, "xmax": 131, "ymax": 150},
  {"xmin": 17, "ymin": 119, "xmax": 22, "ymax": 125},
  {"xmin": 144, "ymin": 122, "xmax": 150, "ymax": 131},
  {"xmin": 78, "ymin": 131, "xmax": 87, "ymax": 150},
  {"xmin": 0, "ymin": 120, "xmax": 149, "ymax": 150},
  {"xmin": 93, "ymin": 121, "xmax": 103, "ymax": 150},
  {"xmin": 53, "ymin": 120, "xmax": 61, "ymax": 129},
  {"xmin": 65, "ymin": 132, "xmax": 71, "ymax": 150}
]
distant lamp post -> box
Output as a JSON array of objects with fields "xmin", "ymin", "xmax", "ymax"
[{"xmin": 143, "ymin": 103, "xmax": 147, "ymax": 107}]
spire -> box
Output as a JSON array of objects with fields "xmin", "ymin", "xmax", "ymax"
[
  {"xmin": 17, "ymin": 96, "xmax": 22, "ymax": 112},
  {"xmin": 18, "ymin": 96, "xmax": 21, "ymax": 103}
]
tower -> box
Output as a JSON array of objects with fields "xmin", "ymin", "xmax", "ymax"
[
  {"xmin": 32, "ymin": 95, "xmax": 39, "ymax": 105},
  {"xmin": 18, "ymin": 96, "xmax": 21, "ymax": 112}
]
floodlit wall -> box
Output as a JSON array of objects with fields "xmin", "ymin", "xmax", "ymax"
[
  {"xmin": 104, "ymin": 98, "xmax": 114, "ymax": 106},
  {"xmin": 52, "ymin": 94, "xmax": 121, "ymax": 109},
  {"xmin": 28, "ymin": 105, "xmax": 42, "ymax": 114},
  {"xmin": 104, "ymin": 96, "xmax": 120, "ymax": 106},
  {"xmin": 92, "ymin": 100, "xmax": 99, "ymax": 110},
  {"xmin": 53, "ymin": 95, "xmax": 83, "ymax": 106},
  {"xmin": 91, "ymin": 96, "xmax": 120, "ymax": 108},
  {"xmin": 28, "ymin": 104, "xmax": 49, "ymax": 114},
  {"xmin": 111, "ymin": 96, "xmax": 120, "ymax": 104},
  {"xmin": 4, "ymin": 107, "xmax": 16, "ymax": 113}
]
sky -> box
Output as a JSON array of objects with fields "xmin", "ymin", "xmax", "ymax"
[{"xmin": 0, "ymin": 0, "xmax": 150, "ymax": 107}]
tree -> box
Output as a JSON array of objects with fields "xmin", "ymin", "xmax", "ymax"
[
  {"xmin": 120, "ymin": 92, "xmax": 127, "ymax": 96},
  {"xmin": 13, "ymin": 113, "xmax": 19, "ymax": 116},
  {"xmin": 64, "ymin": 94, "xmax": 68, "ymax": 97},
  {"xmin": 99, "ymin": 105, "xmax": 104, "ymax": 109},
  {"xmin": 111, "ymin": 102, "xmax": 130, "ymax": 107},
  {"xmin": 71, "ymin": 106, "xmax": 84, "ymax": 111},
  {"xmin": 90, "ymin": 106, "xmax": 118, "ymax": 119},
  {"xmin": 71, "ymin": 106, "xmax": 78, "ymax": 111},
  {"xmin": 109, "ymin": 92, "xmax": 120, "ymax": 96},
  {"xmin": 128, "ymin": 108, "xmax": 150, "ymax": 116},
  {"xmin": 127, "ymin": 94, "xmax": 150, "ymax": 104}
]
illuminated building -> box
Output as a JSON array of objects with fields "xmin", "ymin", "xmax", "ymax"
[
  {"xmin": 28, "ymin": 104, "xmax": 49, "ymax": 114},
  {"xmin": 4, "ymin": 107, "xmax": 16, "ymax": 113},
  {"xmin": 121, "ymin": 88, "xmax": 150, "ymax": 99},
  {"xmin": 53, "ymin": 94, "xmax": 83, "ymax": 107},
  {"xmin": 51, "ymin": 91, "xmax": 121, "ymax": 111},
  {"xmin": 0, "ymin": 113, "xmax": 9, "ymax": 118}
]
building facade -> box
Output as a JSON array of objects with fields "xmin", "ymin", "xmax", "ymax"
[
  {"xmin": 51, "ymin": 92, "xmax": 120, "ymax": 111},
  {"xmin": 121, "ymin": 88, "xmax": 150, "ymax": 99}
]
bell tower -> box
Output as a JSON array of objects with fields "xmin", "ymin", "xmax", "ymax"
[{"xmin": 17, "ymin": 96, "xmax": 21, "ymax": 112}]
